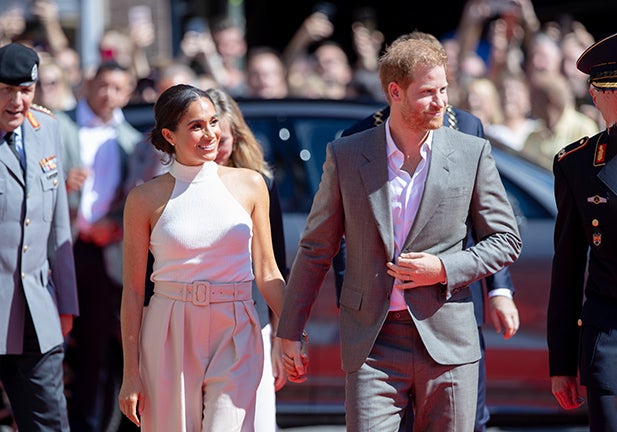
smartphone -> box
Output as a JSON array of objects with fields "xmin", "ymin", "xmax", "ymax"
[
  {"xmin": 352, "ymin": 6, "xmax": 377, "ymax": 31},
  {"xmin": 313, "ymin": 1, "xmax": 337, "ymax": 21},
  {"xmin": 185, "ymin": 17, "xmax": 209, "ymax": 35}
]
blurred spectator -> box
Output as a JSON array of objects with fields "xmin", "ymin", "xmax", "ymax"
[
  {"xmin": 521, "ymin": 71, "xmax": 599, "ymax": 169},
  {"xmin": 561, "ymin": 26, "xmax": 594, "ymax": 107},
  {"xmin": 0, "ymin": 4, "xmax": 26, "ymax": 46},
  {"xmin": 31, "ymin": 0, "xmax": 70, "ymax": 55},
  {"xmin": 525, "ymin": 31, "xmax": 563, "ymax": 80},
  {"xmin": 460, "ymin": 77, "xmax": 504, "ymax": 129},
  {"xmin": 485, "ymin": 72, "xmax": 538, "ymax": 151},
  {"xmin": 177, "ymin": 17, "xmax": 225, "ymax": 86},
  {"xmin": 287, "ymin": 39, "xmax": 355, "ymax": 99},
  {"xmin": 207, "ymin": 87, "xmax": 288, "ymax": 431},
  {"xmin": 210, "ymin": 15, "xmax": 248, "ymax": 96},
  {"xmin": 34, "ymin": 52, "xmax": 77, "ymax": 111},
  {"xmin": 283, "ymin": 7, "xmax": 334, "ymax": 97},
  {"xmin": 98, "ymin": 24, "xmax": 154, "ymax": 83},
  {"xmin": 155, "ymin": 61, "xmax": 199, "ymax": 96},
  {"xmin": 245, "ymin": 46, "xmax": 289, "ymax": 99},
  {"xmin": 348, "ymin": 7, "xmax": 385, "ymax": 101},
  {"xmin": 55, "ymin": 46, "xmax": 84, "ymax": 99}
]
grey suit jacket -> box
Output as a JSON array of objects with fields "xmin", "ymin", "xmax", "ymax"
[
  {"xmin": 278, "ymin": 125, "xmax": 522, "ymax": 372},
  {"xmin": 0, "ymin": 107, "xmax": 79, "ymax": 354}
]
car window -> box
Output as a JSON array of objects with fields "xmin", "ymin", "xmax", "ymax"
[{"xmin": 245, "ymin": 116, "xmax": 357, "ymax": 214}]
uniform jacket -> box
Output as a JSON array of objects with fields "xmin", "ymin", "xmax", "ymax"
[
  {"xmin": 0, "ymin": 106, "xmax": 79, "ymax": 354},
  {"xmin": 548, "ymin": 128, "xmax": 617, "ymax": 389},
  {"xmin": 278, "ymin": 124, "xmax": 522, "ymax": 372}
]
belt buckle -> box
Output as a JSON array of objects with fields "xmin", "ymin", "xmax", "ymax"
[{"xmin": 191, "ymin": 282, "xmax": 210, "ymax": 305}]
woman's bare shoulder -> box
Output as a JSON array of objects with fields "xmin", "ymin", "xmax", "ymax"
[{"xmin": 127, "ymin": 173, "xmax": 175, "ymax": 209}]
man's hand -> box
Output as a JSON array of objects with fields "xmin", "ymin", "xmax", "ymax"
[
  {"xmin": 386, "ymin": 252, "xmax": 446, "ymax": 288},
  {"xmin": 281, "ymin": 337, "xmax": 309, "ymax": 383},
  {"xmin": 551, "ymin": 375, "xmax": 584, "ymax": 410},
  {"xmin": 488, "ymin": 295, "xmax": 519, "ymax": 339},
  {"xmin": 65, "ymin": 167, "xmax": 89, "ymax": 192},
  {"xmin": 88, "ymin": 218, "xmax": 123, "ymax": 247}
]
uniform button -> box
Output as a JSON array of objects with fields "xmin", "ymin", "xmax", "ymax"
[
  {"xmin": 25, "ymin": 218, "xmax": 30, "ymax": 226},
  {"xmin": 577, "ymin": 319, "xmax": 583, "ymax": 327},
  {"xmin": 53, "ymin": 179, "xmax": 58, "ymax": 186},
  {"xmin": 592, "ymin": 219, "xmax": 599, "ymax": 227},
  {"xmin": 21, "ymin": 272, "xmax": 25, "ymax": 279},
  {"xmin": 23, "ymin": 245, "xmax": 28, "ymax": 253}
]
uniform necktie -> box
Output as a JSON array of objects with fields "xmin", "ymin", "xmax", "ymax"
[{"xmin": 4, "ymin": 131, "xmax": 25, "ymax": 172}]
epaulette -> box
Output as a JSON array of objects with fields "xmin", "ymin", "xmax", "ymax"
[
  {"xmin": 444, "ymin": 105, "xmax": 459, "ymax": 130},
  {"xmin": 31, "ymin": 103, "xmax": 56, "ymax": 118},
  {"xmin": 556, "ymin": 136, "xmax": 590, "ymax": 162},
  {"xmin": 372, "ymin": 109, "xmax": 386, "ymax": 126}
]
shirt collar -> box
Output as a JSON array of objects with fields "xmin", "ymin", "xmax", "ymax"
[
  {"xmin": 385, "ymin": 118, "xmax": 433, "ymax": 168},
  {"xmin": 76, "ymin": 98, "xmax": 125, "ymax": 128}
]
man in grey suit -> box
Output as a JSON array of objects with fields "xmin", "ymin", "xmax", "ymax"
[
  {"xmin": 278, "ymin": 37, "xmax": 521, "ymax": 430},
  {"xmin": 54, "ymin": 61, "xmax": 143, "ymax": 432},
  {"xmin": 0, "ymin": 43, "xmax": 79, "ymax": 431}
]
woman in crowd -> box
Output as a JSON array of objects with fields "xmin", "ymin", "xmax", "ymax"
[
  {"xmin": 207, "ymin": 86, "xmax": 288, "ymax": 431},
  {"xmin": 118, "ymin": 84, "xmax": 285, "ymax": 431}
]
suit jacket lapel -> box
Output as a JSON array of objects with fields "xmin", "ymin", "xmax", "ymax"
[
  {"xmin": 405, "ymin": 128, "xmax": 452, "ymax": 247},
  {"xmin": 359, "ymin": 125, "xmax": 395, "ymax": 260}
]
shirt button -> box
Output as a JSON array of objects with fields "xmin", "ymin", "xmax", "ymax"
[
  {"xmin": 577, "ymin": 319, "xmax": 583, "ymax": 327},
  {"xmin": 23, "ymin": 245, "xmax": 28, "ymax": 253},
  {"xmin": 25, "ymin": 218, "xmax": 30, "ymax": 226}
]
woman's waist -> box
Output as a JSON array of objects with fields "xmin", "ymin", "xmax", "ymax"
[{"xmin": 153, "ymin": 279, "xmax": 253, "ymax": 305}]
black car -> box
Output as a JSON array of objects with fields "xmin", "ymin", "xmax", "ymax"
[{"xmin": 123, "ymin": 98, "xmax": 583, "ymax": 426}]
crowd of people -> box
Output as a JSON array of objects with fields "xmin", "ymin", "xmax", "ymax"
[{"xmin": 0, "ymin": 0, "xmax": 616, "ymax": 431}]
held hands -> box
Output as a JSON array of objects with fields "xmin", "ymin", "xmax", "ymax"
[
  {"xmin": 551, "ymin": 376, "xmax": 585, "ymax": 410},
  {"xmin": 118, "ymin": 375, "xmax": 145, "ymax": 427},
  {"xmin": 488, "ymin": 295, "xmax": 520, "ymax": 339},
  {"xmin": 281, "ymin": 335, "xmax": 309, "ymax": 383},
  {"xmin": 271, "ymin": 337, "xmax": 288, "ymax": 391},
  {"xmin": 386, "ymin": 252, "xmax": 446, "ymax": 289}
]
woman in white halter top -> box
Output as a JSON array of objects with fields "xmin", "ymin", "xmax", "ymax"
[{"xmin": 118, "ymin": 84, "xmax": 286, "ymax": 432}]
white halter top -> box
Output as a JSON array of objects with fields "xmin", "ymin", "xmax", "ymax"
[{"xmin": 150, "ymin": 160, "xmax": 254, "ymax": 283}]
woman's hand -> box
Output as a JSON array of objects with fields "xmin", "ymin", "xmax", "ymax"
[{"xmin": 118, "ymin": 374, "xmax": 145, "ymax": 427}]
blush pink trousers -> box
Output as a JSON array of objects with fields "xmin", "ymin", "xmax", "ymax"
[{"xmin": 139, "ymin": 280, "xmax": 263, "ymax": 432}]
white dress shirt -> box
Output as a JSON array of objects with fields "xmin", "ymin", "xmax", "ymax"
[
  {"xmin": 385, "ymin": 119, "xmax": 433, "ymax": 311},
  {"xmin": 75, "ymin": 99, "xmax": 123, "ymax": 233}
]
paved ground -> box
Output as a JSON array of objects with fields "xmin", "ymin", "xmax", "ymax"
[{"xmin": 281, "ymin": 425, "xmax": 590, "ymax": 431}]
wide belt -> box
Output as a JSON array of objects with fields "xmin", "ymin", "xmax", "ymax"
[{"xmin": 154, "ymin": 280, "xmax": 252, "ymax": 306}]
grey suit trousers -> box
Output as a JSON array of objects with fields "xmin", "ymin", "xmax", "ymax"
[{"xmin": 345, "ymin": 310, "xmax": 478, "ymax": 432}]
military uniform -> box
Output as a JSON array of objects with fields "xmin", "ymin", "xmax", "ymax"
[
  {"xmin": 0, "ymin": 43, "xmax": 78, "ymax": 432},
  {"xmin": 547, "ymin": 32, "xmax": 617, "ymax": 431}
]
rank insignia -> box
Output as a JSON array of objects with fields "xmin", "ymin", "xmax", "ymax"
[
  {"xmin": 595, "ymin": 143, "xmax": 606, "ymax": 165},
  {"xmin": 593, "ymin": 232, "xmax": 602, "ymax": 246},
  {"xmin": 39, "ymin": 155, "xmax": 57, "ymax": 173},
  {"xmin": 587, "ymin": 195, "xmax": 608, "ymax": 204}
]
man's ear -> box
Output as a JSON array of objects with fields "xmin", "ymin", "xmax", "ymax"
[{"xmin": 388, "ymin": 82, "xmax": 401, "ymax": 101}]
